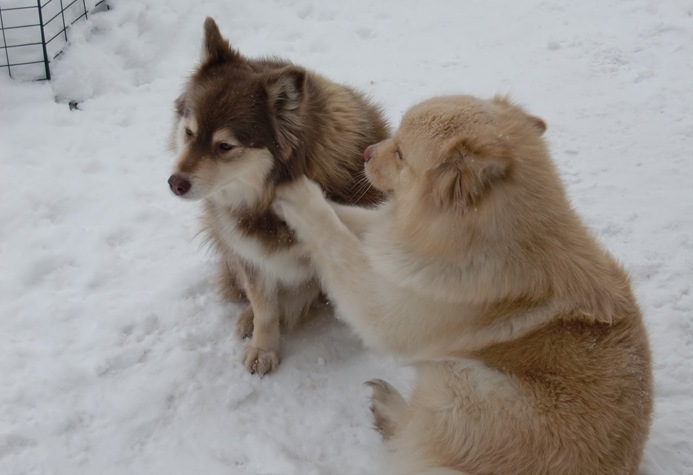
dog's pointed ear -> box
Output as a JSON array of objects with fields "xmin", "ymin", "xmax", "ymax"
[
  {"xmin": 173, "ymin": 95, "xmax": 186, "ymax": 117},
  {"xmin": 264, "ymin": 66, "xmax": 306, "ymax": 114},
  {"xmin": 200, "ymin": 17, "xmax": 241, "ymax": 66},
  {"xmin": 492, "ymin": 95, "xmax": 547, "ymax": 136},
  {"xmin": 428, "ymin": 137, "xmax": 512, "ymax": 211},
  {"xmin": 528, "ymin": 115, "xmax": 547, "ymax": 135},
  {"xmin": 263, "ymin": 67, "xmax": 307, "ymax": 179}
]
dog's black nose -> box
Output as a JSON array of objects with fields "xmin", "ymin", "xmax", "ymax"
[{"xmin": 168, "ymin": 174, "xmax": 191, "ymax": 196}]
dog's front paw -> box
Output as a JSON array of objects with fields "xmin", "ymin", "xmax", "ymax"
[
  {"xmin": 272, "ymin": 175, "xmax": 326, "ymax": 223},
  {"xmin": 365, "ymin": 379, "xmax": 407, "ymax": 440},
  {"xmin": 243, "ymin": 344, "xmax": 280, "ymax": 376},
  {"xmin": 277, "ymin": 175, "xmax": 324, "ymax": 204}
]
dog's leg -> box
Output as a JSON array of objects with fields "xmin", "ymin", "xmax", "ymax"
[
  {"xmin": 279, "ymin": 279, "xmax": 322, "ymax": 330},
  {"xmin": 365, "ymin": 379, "xmax": 407, "ymax": 440},
  {"xmin": 234, "ymin": 305, "xmax": 254, "ymax": 339},
  {"xmin": 217, "ymin": 258, "xmax": 248, "ymax": 304},
  {"xmin": 225, "ymin": 254, "xmax": 253, "ymax": 340},
  {"xmin": 273, "ymin": 177, "xmax": 384, "ymax": 344},
  {"xmin": 237, "ymin": 264, "xmax": 281, "ymax": 375},
  {"xmin": 330, "ymin": 202, "xmax": 380, "ymax": 238}
]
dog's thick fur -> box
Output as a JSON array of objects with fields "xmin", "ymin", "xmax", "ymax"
[
  {"xmin": 168, "ymin": 18, "xmax": 388, "ymax": 375},
  {"xmin": 273, "ymin": 95, "xmax": 653, "ymax": 474}
]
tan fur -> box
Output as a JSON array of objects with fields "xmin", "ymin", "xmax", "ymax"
[
  {"xmin": 168, "ymin": 18, "xmax": 388, "ymax": 375},
  {"xmin": 273, "ymin": 95, "xmax": 653, "ymax": 473}
]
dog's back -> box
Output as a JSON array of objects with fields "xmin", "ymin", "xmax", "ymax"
[{"xmin": 373, "ymin": 97, "xmax": 654, "ymax": 474}]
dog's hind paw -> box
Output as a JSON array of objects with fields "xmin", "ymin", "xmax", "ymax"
[
  {"xmin": 243, "ymin": 345, "xmax": 280, "ymax": 376},
  {"xmin": 365, "ymin": 379, "xmax": 407, "ymax": 440}
]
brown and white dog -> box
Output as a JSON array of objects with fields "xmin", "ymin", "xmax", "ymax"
[
  {"xmin": 168, "ymin": 18, "xmax": 388, "ymax": 375},
  {"xmin": 273, "ymin": 95, "xmax": 653, "ymax": 474}
]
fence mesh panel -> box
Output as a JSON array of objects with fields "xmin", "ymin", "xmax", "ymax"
[{"xmin": 0, "ymin": 0, "xmax": 107, "ymax": 80}]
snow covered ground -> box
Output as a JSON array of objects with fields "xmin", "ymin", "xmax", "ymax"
[{"xmin": 1, "ymin": 0, "xmax": 692, "ymax": 473}]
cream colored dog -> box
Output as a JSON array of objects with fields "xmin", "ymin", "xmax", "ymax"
[{"xmin": 273, "ymin": 95, "xmax": 653, "ymax": 474}]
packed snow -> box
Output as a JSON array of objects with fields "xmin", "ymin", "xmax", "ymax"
[{"xmin": 1, "ymin": 0, "xmax": 692, "ymax": 473}]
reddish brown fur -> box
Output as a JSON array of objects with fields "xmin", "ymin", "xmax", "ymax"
[{"xmin": 168, "ymin": 18, "xmax": 389, "ymax": 374}]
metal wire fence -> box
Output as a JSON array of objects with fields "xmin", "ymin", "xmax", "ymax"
[{"xmin": 0, "ymin": 0, "xmax": 107, "ymax": 80}]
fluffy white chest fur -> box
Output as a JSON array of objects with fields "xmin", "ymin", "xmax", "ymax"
[{"xmin": 213, "ymin": 204, "xmax": 315, "ymax": 288}]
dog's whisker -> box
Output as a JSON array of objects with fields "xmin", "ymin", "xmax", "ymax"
[
  {"xmin": 353, "ymin": 182, "xmax": 374, "ymax": 205},
  {"xmin": 348, "ymin": 173, "xmax": 374, "ymax": 204},
  {"xmin": 349, "ymin": 177, "xmax": 368, "ymax": 197}
]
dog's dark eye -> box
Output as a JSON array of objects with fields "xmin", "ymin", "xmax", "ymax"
[
  {"xmin": 218, "ymin": 143, "xmax": 234, "ymax": 152},
  {"xmin": 396, "ymin": 150, "xmax": 404, "ymax": 161},
  {"xmin": 185, "ymin": 128, "xmax": 193, "ymax": 137}
]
